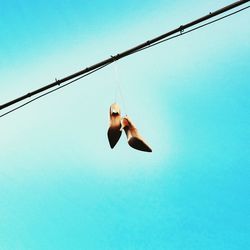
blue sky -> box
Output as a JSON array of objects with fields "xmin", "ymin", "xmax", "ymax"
[{"xmin": 0, "ymin": 1, "xmax": 249, "ymax": 249}]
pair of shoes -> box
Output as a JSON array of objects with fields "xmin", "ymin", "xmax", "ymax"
[{"xmin": 107, "ymin": 103, "xmax": 152, "ymax": 152}]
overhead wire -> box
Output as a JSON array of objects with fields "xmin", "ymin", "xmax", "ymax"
[
  {"xmin": 0, "ymin": 4, "xmax": 249, "ymax": 119},
  {"xmin": 130, "ymin": 5, "xmax": 250, "ymax": 54},
  {"xmin": 0, "ymin": 63, "xmax": 112, "ymax": 118}
]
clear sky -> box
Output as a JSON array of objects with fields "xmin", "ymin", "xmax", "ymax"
[{"xmin": 0, "ymin": 1, "xmax": 249, "ymax": 249}]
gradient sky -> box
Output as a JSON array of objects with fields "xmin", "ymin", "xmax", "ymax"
[{"xmin": 0, "ymin": 1, "xmax": 249, "ymax": 249}]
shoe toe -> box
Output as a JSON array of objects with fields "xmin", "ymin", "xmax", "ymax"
[
  {"xmin": 128, "ymin": 137, "xmax": 152, "ymax": 152},
  {"xmin": 108, "ymin": 126, "xmax": 122, "ymax": 148}
]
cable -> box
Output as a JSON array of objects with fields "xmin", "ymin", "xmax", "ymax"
[
  {"xmin": 130, "ymin": 5, "xmax": 250, "ymax": 55},
  {"xmin": 0, "ymin": 62, "xmax": 112, "ymax": 118},
  {"xmin": 0, "ymin": 5, "xmax": 249, "ymax": 119}
]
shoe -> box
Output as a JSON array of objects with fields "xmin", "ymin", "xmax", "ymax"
[
  {"xmin": 107, "ymin": 103, "xmax": 122, "ymax": 148},
  {"xmin": 121, "ymin": 116, "xmax": 152, "ymax": 152}
]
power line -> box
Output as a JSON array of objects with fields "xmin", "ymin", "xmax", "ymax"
[
  {"xmin": 0, "ymin": 63, "xmax": 112, "ymax": 118},
  {"xmin": 0, "ymin": 0, "xmax": 249, "ymax": 118},
  {"xmin": 133, "ymin": 5, "xmax": 250, "ymax": 54}
]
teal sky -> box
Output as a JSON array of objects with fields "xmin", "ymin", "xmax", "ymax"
[{"xmin": 0, "ymin": 1, "xmax": 249, "ymax": 249}]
